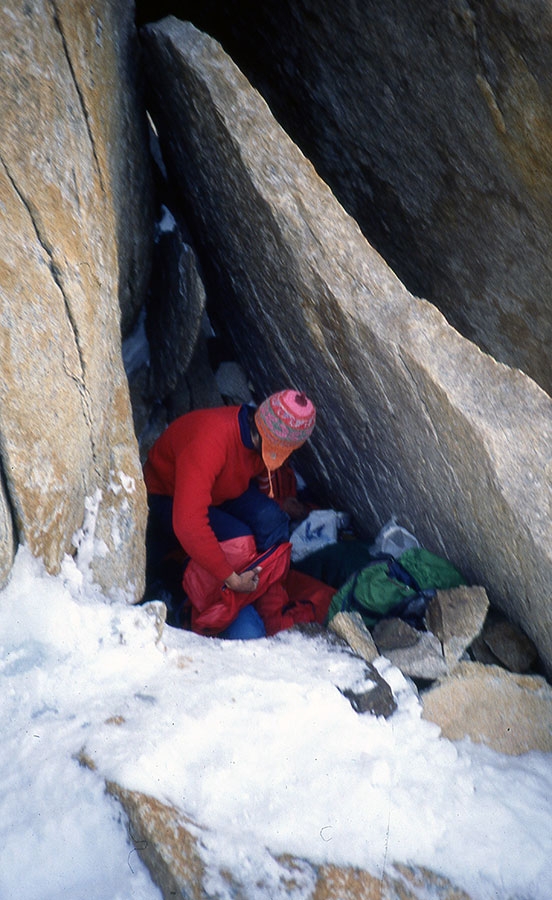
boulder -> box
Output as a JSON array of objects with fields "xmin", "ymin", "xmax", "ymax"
[
  {"xmin": 0, "ymin": 1, "xmax": 152, "ymax": 597},
  {"xmin": 140, "ymin": 19, "xmax": 552, "ymax": 675},
  {"xmin": 128, "ymin": 315, "xmax": 225, "ymax": 465},
  {"xmin": 215, "ymin": 360, "xmax": 254, "ymax": 405},
  {"xmin": 182, "ymin": 330, "xmax": 225, "ymax": 413},
  {"xmin": 180, "ymin": 0, "xmax": 552, "ymax": 397},
  {"xmin": 421, "ymin": 661, "xmax": 552, "ymax": 755},
  {"xmin": 313, "ymin": 863, "xmax": 471, "ymax": 900},
  {"xmin": 425, "ymin": 585, "xmax": 489, "ymax": 668},
  {"xmin": 106, "ymin": 783, "xmax": 471, "ymax": 900},
  {"xmin": 106, "ymin": 783, "xmax": 206, "ymax": 900},
  {"xmin": 480, "ymin": 612, "xmax": 539, "ymax": 673},
  {"xmin": 51, "ymin": 1, "xmax": 154, "ymax": 334}
]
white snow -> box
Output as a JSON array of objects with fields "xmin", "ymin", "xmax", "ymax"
[
  {"xmin": 156, "ymin": 203, "xmax": 177, "ymax": 235},
  {"xmin": 1, "ymin": 537, "xmax": 552, "ymax": 900},
  {"xmin": 122, "ymin": 307, "xmax": 150, "ymax": 379}
]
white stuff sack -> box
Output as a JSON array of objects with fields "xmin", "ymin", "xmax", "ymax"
[
  {"xmin": 369, "ymin": 518, "xmax": 420, "ymax": 559},
  {"xmin": 290, "ymin": 509, "xmax": 347, "ymax": 563}
]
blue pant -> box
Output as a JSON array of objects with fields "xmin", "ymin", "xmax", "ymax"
[
  {"xmin": 218, "ymin": 605, "xmax": 267, "ymax": 639},
  {"xmin": 208, "ymin": 484, "xmax": 289, "ymax": 548}
]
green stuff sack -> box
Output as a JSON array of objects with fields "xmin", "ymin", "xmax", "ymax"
[
  {"xmin": 327, "ymin": 547, "xmax": 466, "ymax": 630},
  {"xmin": 328, "ymin": 561, "xmax": 417, "ymax": 627},
  {"xmin": 398, "ymin": 547, "xmax": 465, "ymax": 591}
]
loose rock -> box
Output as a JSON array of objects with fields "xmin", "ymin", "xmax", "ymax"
[
  {"xmin": 481, "ymin": 614, "xmax": 539, "ymax": 674},
  {"xmin": 329, "ymin": 610, "xmax": 379, "ymax": 663},
  {"xmin": 421, "ymin": 661, "xmax": 552, "ymax": 755},
  {"xmin": 372, "ymin": 617, "xmax": 420, "ymax": 651},
  {"xmin": 425, "ymin": 585, "xmax": 489, "ymax": 669},
  {"xmin": 378, "ymin": 631, "xmax": 449, "ymax": 682}
]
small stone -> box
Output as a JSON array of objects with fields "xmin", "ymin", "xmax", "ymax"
[
  {"xmin": 340, "ymin": 664, "xmax": 397, "ymax": 718},
  {"xmin": 381, "ymin": 631, "xmax": 449, "ymax": 681},
  {"xmin": 215, "ymin": 360, "xmax": 254, "ymax": 405},
  {"xmin": 425, "ymin": 585, "xmax": 489, "ymax": 668},
  {"xmin": 372, "ymin": 617, "xmax": 420, "ymax": 651},
  {"xmin": 483, "ymin": 616, "xmax": 538, "ymax": 673},
  {"xmin": 139, "ymin": 600, "xmax": 167, "ymax": 644},
  {"xmin": 329, "ymin": 611, "xmax": 378, "ymax": 662},
  {"xmin": 105, "ymin": 715, "xmax": 126, "ymax": 726}
]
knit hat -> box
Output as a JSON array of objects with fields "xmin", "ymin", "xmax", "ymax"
[{"xmin": 254, "ymin": 390, "xmax": 316, "ymax": 473}]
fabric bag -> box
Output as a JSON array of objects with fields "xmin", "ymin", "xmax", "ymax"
[
  {"xmin": 290, "ymin": 509, "xmax": 350, "ymax": 562},
  {"xmin": 183, "ymin": 537, "xmax": 335, "ymax": 637},
  {"xmin": 250, "ymin": 567, "xmax": 335, "ymax": 637},
  {"xmin": 183, "ymin": 536, "xmax": 291, "ymax": 636},
  {"xmin": 327, "ymin": 547, "xmax": 466, "ymax": 630}
]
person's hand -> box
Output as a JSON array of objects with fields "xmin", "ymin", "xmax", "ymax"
[{"xmin": 225, "ymin": 567, "xmax": 262, "ymax": 592}]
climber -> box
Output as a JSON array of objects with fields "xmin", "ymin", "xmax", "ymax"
[{"xmin": 143, "ymin": 389, "xmax": 317, "ymax": 638}]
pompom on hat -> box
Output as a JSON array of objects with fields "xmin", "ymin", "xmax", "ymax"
[{"xmin": 254, "ymin": 389, "xmax": 316, "ymax": 473}]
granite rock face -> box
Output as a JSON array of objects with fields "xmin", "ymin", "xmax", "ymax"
[
  {"xmin": 181, "ymin": 0, "xmax": 552, "ymax": 397},
  {"xmin": 0, "ymin": 1, "xmax": 152, "ymax": 597},
  {"xmin": 141, "ymin": 19, "xmax": 552, "ymax": 673}
]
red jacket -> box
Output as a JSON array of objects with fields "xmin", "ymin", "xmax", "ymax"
[{"xmin": 143, "ymin": 406, "xmax": 266, "ymax": 582}]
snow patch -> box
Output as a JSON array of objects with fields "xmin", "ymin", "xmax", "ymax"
[{"xmin": 0, "ymin": 545, "xmax": 551, "ymax": 899}]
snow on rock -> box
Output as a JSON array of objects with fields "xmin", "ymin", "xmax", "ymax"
[{"xmin": 0, "ymin": 546, "xmax": 552, "ymax": 899}]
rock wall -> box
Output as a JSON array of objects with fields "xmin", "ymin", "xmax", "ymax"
[
  {"xmin": 171, "ymin": 0, "xmax": 552, "ymax": 398},
  {"xmin": 141, "ymin": 19, "xmax": 552, "ymax": 672},
  {"xmin": 0, "ymin": 1, "xmax": 153, "ymax": 598},
  {"xmin": 56, "ymin": 0, "xmax": 155, "ymax": 337}
]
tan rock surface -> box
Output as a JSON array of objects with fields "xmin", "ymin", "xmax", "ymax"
[
  {"xmin": 329, "ymin": 611, "xmax": 379, "ymax": 663},
  {"xmin": 0, "ymin": 1, "xmax": 151, "ymax": 596},
  {"xmin": 421, "ymin": 661, "xmax": 552, "ymax": 755},
  {"xmin": 425, "ymin": 585, "xmax": 489, "ymax": 668},
  {"xmin": 106, "ymin": 784, "xmax": 206, "ymax": 900},
  {"xmin": 107, "ymin": 783, "xmax": 471, "ymax": 900}
]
